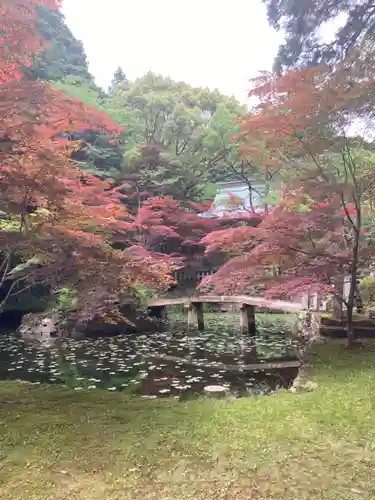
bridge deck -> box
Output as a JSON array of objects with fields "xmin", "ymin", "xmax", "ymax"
[{"xmin": 148, "ymin": 295, "xmax": 303, "ymax": 313}]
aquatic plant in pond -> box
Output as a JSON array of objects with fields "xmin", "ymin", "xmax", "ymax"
[{"xmin": 0, "ymin": 313, "xmax": 301, "ymax": 397}]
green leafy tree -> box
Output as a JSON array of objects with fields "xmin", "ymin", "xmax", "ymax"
[
  {"xmin": 20, "ymin": 4, "xmax": 119, "ymax": 180},
  {"xmin": 23, "ymin": 5, "xmax": 92, "ymax": 82},
  {"xmin": 109, "ymin": 66, "xmax": 128, "ymax": 93},
  {"xmin": 263, "ymin": 0, "xmax": 375, "ymax": 71},
  {"xmin": 107, "ymin": 72, "xmax": 246, "ymax": 202},
  {"xmin": 203, "ymin": 104, "xmax": 279, "ymax": 211},
  {"xmin": 51, "ymin": 77, "xmax": 124, "ymax": 180}
]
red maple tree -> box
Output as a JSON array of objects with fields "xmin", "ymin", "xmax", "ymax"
[
  {"xmin": 0, "ymin": 0, "xmax": 173, "ymax": 320},
  {"xmin": 122, "ymin": 194, "xmax": 268, "ymax": 292},
  {"xmin": 126, "ymin": 196, "xmax": 220, "ymax": 279},
  {"xmin": 0, "ymin": 0, "xmax": 60, "ymax": 82},
  {"xmin": 200, "ymin": 62, "xmax": 375, "ymax": 344}
]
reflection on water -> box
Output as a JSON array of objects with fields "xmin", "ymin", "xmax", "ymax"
[{"xmin": 0, "ymin": 314, "xmax": 301, "ymax": 398}]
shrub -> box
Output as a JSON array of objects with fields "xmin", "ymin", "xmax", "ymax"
[
  {"xmin": 53, "ymin": 287, "xmax": 78, "ymax": 314},
  {"xmin": 358, "ymin": 277, "xmax": 375, "ymax": 311}
]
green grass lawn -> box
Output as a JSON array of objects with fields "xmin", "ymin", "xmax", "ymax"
[{"xmin": 1, "ymin": 340, "xmax": 375, "ymax": 499}]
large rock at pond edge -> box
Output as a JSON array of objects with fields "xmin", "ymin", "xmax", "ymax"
[
  {"xmin": 289, "ymin": 378, "xmax": 318, "ymax": 393},
  {"xmin": 17, "ymin": 313, "xmax": 58, "ymax": 346},
  {"xmin": 17, "ymin": 304, "xmax": 163, "ymax": 341},
  {"xmin": 70, "ymin": 305, "xmax": 163, "ymax": 338}
]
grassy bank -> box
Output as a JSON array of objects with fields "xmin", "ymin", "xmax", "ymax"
[{"xmin": 1, "ymin": 340, "xmax": 375, "ymax": 499}]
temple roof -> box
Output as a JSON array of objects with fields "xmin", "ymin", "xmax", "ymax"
[{"xmin": 201, "ymin": 181, "xmax": 265, "ymax": 218}]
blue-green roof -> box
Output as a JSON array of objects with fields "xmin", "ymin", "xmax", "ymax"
[{"xmin": 202, "ymin": 181, "xmax": 265, "ymax": 218}]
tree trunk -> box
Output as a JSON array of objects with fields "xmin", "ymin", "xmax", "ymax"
[
  {"xmin": 347, "ymin": 227, "xmax": 360, "ymax": 346},
  {"xmin": 346, "ymin": 301, "xmax": 356, "ymax": 346},
  {"xmin": 263, "ymin": 167, "xmax": 270, "ymax": 214},
  {"xmin": 332, "ymin": 276, "xmax": 344, "ymax": 321},
  {"xmin": 247, "ymin": 185, "xmax": 255, "ymax": 214}
]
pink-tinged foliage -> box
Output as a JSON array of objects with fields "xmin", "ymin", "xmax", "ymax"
[
  {"xmin": 0, "ymin": 0, "xmax": 175, "ymax": 319},
  {"xmin": 199, "ymin": 199, "xmax": 372, "ymax": 298},
  {"xmin": 0, "ymin": 0, "xmax": 61, "ymax": 82},
  {"xmin": 201, "ymin": 226, "xmax": 257, "ymax": 254},
  {"xmin": 126, "ymin": 244, "xmax": 183, "ymax": 269},
  {"xmin": 133, "ymin": 196, "xmax": 219, "ymax": 252},
  {"xmin": 199, "ymin": 64, "xmax": 375, "ymax": 319}
]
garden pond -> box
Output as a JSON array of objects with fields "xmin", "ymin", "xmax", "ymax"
[{"xmin": 0, "ymin": 313, "xmax": 301, "ymax": 398}]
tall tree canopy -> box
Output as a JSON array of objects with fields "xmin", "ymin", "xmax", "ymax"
[
  {"xmin": 0, "ymin": 0, "xmax": 59, "ymax": 82},
  {"xmin": 263, "ymin": 0, "xmax": 375, "ymax": 71},
  {"xmin": 52, "ymin": 76, "xmax": 124, "ymax": 180},
  {"xmin": 23, "ymin": 4, "xmax": 91, "ymax": 82},
  {"xmin": 0, "ymin": 0, "xmax": 172, "ymax": 319},
  {"xmin": 48, "ymin": 70, "xmax": 254, "ymax": 204},
  {"xmin": 109, "ymin": 67, "xmax": 128, "ymax": 93},
  {"xmin": 200, "ymin": 63, "xmax": 375, "ymax": 343},
  {"xmin": 106, "ymin": 72, "xmax": 246, "ymax": 203}
]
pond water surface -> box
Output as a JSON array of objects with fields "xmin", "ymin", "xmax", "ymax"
[{"xmin": 0, "ymin": 313, "xmax": 301, "ymax": 398}]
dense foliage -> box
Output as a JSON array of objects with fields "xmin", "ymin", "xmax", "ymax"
[
  {"xmin": 51, "ymin": 68, "xmax": 257, "ymax": 279},
  {"xmin": 3, "ymin": 0, "xmax": 375, "ymax": 344},
  {"xmin": 23, "ymin": 5, "xmax": 91, "ymax": 82},
  {"xmin": 200, "ymin": 57, "xmax": 375, "ymax": 342},
  {"xmin": 263, "ymin": 0, "xmax": 375, "ymax": 71},
  {"xmin": 56, "ymin": 72, "xmax": 247, "ymax": 201},
  {"xmin": 0, "ymin": 0, "xmax": 173, "ymax": 321}
]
